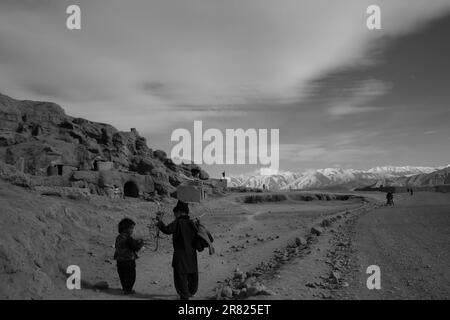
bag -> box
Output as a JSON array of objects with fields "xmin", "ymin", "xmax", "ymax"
[{"xmin": 192, "ymin": 218, "xmax": 215, "ymax": 254}]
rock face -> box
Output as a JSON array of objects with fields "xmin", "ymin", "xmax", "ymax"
[{"xmin": 0, "ymin": 92, "xmax": 210, "ymax": 198}]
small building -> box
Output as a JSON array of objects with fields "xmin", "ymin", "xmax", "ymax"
[
  {"xmin": 176, "ymin": 180, "xmax": 206, "ymax": 203},
  {"xmin": 47, "ymin": 163, "xmax": 78, "ymax": 176},
  {"xmin": 94, "ymin": 160, "xmax": 114, "ymax": 171}
]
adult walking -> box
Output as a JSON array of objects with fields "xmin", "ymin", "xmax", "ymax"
[{"xmin": 386, "ymin": 192, "xmax": 394, "ymax": 206}]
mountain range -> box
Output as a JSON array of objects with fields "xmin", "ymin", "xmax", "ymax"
[{"xmin": 229, "ymin": 165, "xmax": 450, "ymax": 191}]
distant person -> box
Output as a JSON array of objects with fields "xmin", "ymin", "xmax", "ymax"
[
  {"xmin": 114, "ymin": 218, "xmax": 144, "ymax": 294},
  {"xmin": 222, "ymin": 171, "xmax": 226, "ymax": 180},
  {"xmin": 410, "ymin": 188, "xmax": 414, "ymax": 196},
  {"xmin": 156, "ymin": 200, "xmax": 198, "ymax": 300},
  {"xmin": 386, "ymin": 192, "xmax": 394, "ymax": 206}
]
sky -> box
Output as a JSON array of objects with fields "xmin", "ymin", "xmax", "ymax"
[{"xmin": 1, "ymin": 0, "xmax": 450, "ymax": 177}]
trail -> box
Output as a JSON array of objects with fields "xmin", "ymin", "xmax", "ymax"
[
  {"xmin": 344, "ymin": 192, "xmax": 450, "ymax": 299},
  {"xmin": 254, "ymin": 192, "xmax": 450, "ymax": 300},
  {"xmin": 61, "ymin": 193, "xmax": 365, "ymax": 300}
]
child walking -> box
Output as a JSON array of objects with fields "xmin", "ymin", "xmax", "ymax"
[{"xmin": 114, "ymin": 218, "xmax": 144, "ymax": 294}]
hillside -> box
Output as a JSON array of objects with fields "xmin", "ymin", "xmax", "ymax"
[
  {"xmin": 0, "ymin": 92, "xmax": 210, "ymax": 198},
  {"xmin": 398, "ymin": 166, "xmax": 450, "ymax": 187}
]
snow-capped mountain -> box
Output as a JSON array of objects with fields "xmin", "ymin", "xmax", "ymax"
[
  {"xmin": 396, "ymin": 166, "xmax": 450, "ymax": 187},
  {"xmin": 229, "ymin": 165, "xmax": 449, "ymax": 191}
]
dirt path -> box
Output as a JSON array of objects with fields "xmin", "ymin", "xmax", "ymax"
[
  {"xmin": 254, "ymin": 192, "xmax": 450, "ymax": 300},
  {"xmin": 344, "ymin": 192, "xmax": 450, "ymax": 299},
  {"xmin": 56, "ymin": 192, "xmax": 366, "ymax": 300}
]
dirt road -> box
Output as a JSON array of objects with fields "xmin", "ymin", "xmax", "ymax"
[
  {"xmin": 346, "ymin": 192, "xmax": 450, "ymax": 299},
  {"xmin": 44, "ymin": 191, "xmax": 366, "ymax": 300},
  {"xmin": 255, "ymin": 192, "xmax": 450, "ymax": 300}
]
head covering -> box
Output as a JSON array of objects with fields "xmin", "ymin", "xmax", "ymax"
[
  {"xmin": 118, "ymin": 218, "xmax": 135, "ymax": 233},
  {"xmin": 173, "ymin": 200, "xmax": 189, "ymax": 215}
]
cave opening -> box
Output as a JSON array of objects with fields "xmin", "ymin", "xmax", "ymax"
[{"xmin": 124, "ymin": 181, "xmax": 139, "ymax": 198}]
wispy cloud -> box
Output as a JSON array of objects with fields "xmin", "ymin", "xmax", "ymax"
[
  {"xmin": 1, "ymin": 0, "xmax": 450, "ymax": 124},
  {"xmin": 280, "ymin": 129, "xmax": 385, "ymax": 163},
  {"xmin": 327, "ymin": 79, "xmax": 391, "ymax": 117}
]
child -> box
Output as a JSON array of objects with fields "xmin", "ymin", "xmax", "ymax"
[
  {"xmin": 114, "ymin": 218, "xmax": 144, "ymax": 294},
  {"xmin": 156, "ymin": 201, "xmax": 198, "ymax": 300}
]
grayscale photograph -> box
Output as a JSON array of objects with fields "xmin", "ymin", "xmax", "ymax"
[{"xmin": 0, "ymin": 0, "xmax": 449, "ymax": 307}]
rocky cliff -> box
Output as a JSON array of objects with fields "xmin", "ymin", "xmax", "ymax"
[{"xmin": 0, "ymin": 92, "xmax": 209, "ymax": 197}]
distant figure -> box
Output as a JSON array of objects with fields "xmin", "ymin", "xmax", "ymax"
[
  {"xmin": 222, "ymin": 171, "xmax": 226, "ymax": 180},
  {"xmin": 410, "ymin": 188, "xmax": 414, "ymax": 196},
  {"xmin": 114, "ymin": 218, "xmax": 144, "ymax": 294},
  {"xmin": 156, "ymin": 200, "xmax": 198, "ymax": 300},
  {"xmin": 386, "ymin": 192, "xmax": 394, "ymax": 206}
]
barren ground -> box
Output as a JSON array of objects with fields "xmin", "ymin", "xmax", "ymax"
[{"xmin": 1, "ymin": 181, "xmax": 448, "ymax": 300}]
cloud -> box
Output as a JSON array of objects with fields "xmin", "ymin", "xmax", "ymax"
[
  {"xmin": 1, "ymin": 0, "xmax": 450, "ymax": 120},
  {"xmin": 280, "ymin": 143, "xmax": 385, "ymax": 163},
  {"xmin": 280, "ymin": 130, "xmax": 385, "ymax": 163},
  {"xmin": 327, "ymin": 79, "xmax": 391, "ymax": 117},
  {"xmin": 424, "ymin": 130, "xmax": 438, "ymax": 135},
  {"xmin": 1, "ymin": 0, "xmax": 450, "ymax": 174},
  {"xmin": 328, "ymin": 105, "xmax": 380, "ymax": 117}
]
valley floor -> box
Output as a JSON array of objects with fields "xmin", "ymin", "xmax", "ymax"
[{"xmin": 1, "ymin": 181, "xmax": 448, "ymax": 300}]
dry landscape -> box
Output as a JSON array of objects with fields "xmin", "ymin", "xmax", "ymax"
[
  {"xmin": 1, "ymin": 93, "xmax": 449, "ymax": 300},
  {"xmin": 2, "ymin": 174, "xmax": 449, "ymax": 300}
]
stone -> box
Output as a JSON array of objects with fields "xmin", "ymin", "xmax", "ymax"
[
  {"xmin": 221, "ymin": 286, "xmax": 233, "ymax": 298},
  {"xmin": 258, "ymin": 285, "xmax": 275, "ymax": 296},
  {"xmin": 311, "ymin": 226, "xmax": 323, "ymax": 236},
  {"xmin": 321, "ymin": 219, "xmax": 332, "ymax": 228},
  {"xmin": 153, "ymin": 150, "xmax": 167, "ymax": 162},
  {"xmin": 331, "ymin": 271, "xmax": 341, "ymax": 283},
  {"xmin": 198, "ymin": 169, "xmax": 209, "ymax": 180},
  {"xmin": 242, "ymin": 276, "xmax": 257, "ymax": 289},
  {"xmin": 295, "ymin": 237, "xmax": 307, "ymax": 246},
  {"xmin": 246, "ymin": 285, "xmax": 261, "ymax": 297}
]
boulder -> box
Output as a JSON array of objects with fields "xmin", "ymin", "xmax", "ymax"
[
  {"xmin": 0, "ymin": 132, "xmax": 28, "ymax": 147},
  {"xmin": 130, "ymin": 157, "xmax": 157, "ymax": 175},
  {"xmin": 311, "ymin": 226, "xmax": 323, "ymax": 236},
  {"xmin": 221, "ymin": 286, "xmax": 233, "ymax": 298},
  {"xmin": 153, "ymin": 150, "xmax": 167, "ymax": 162},
  {"xmin": 199, "ymin": 169, "xmax": 210, "ymax": 180},
  {"xmin": 295, "ymin": 237, "xmax": 307, "ymax": 246},
  {"xmin": 321, "ymin": 219, "xmax": 332, "ymax": 228}
]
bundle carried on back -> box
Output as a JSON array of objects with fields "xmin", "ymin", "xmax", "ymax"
[{"xmin": 192, "ymin": 218, "xmax": 215, "ymax": 255}]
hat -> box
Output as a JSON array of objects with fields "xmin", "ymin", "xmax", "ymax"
[{"xmin": 173, "ymin": 200, "xmax": 189, "ymax": 214}]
